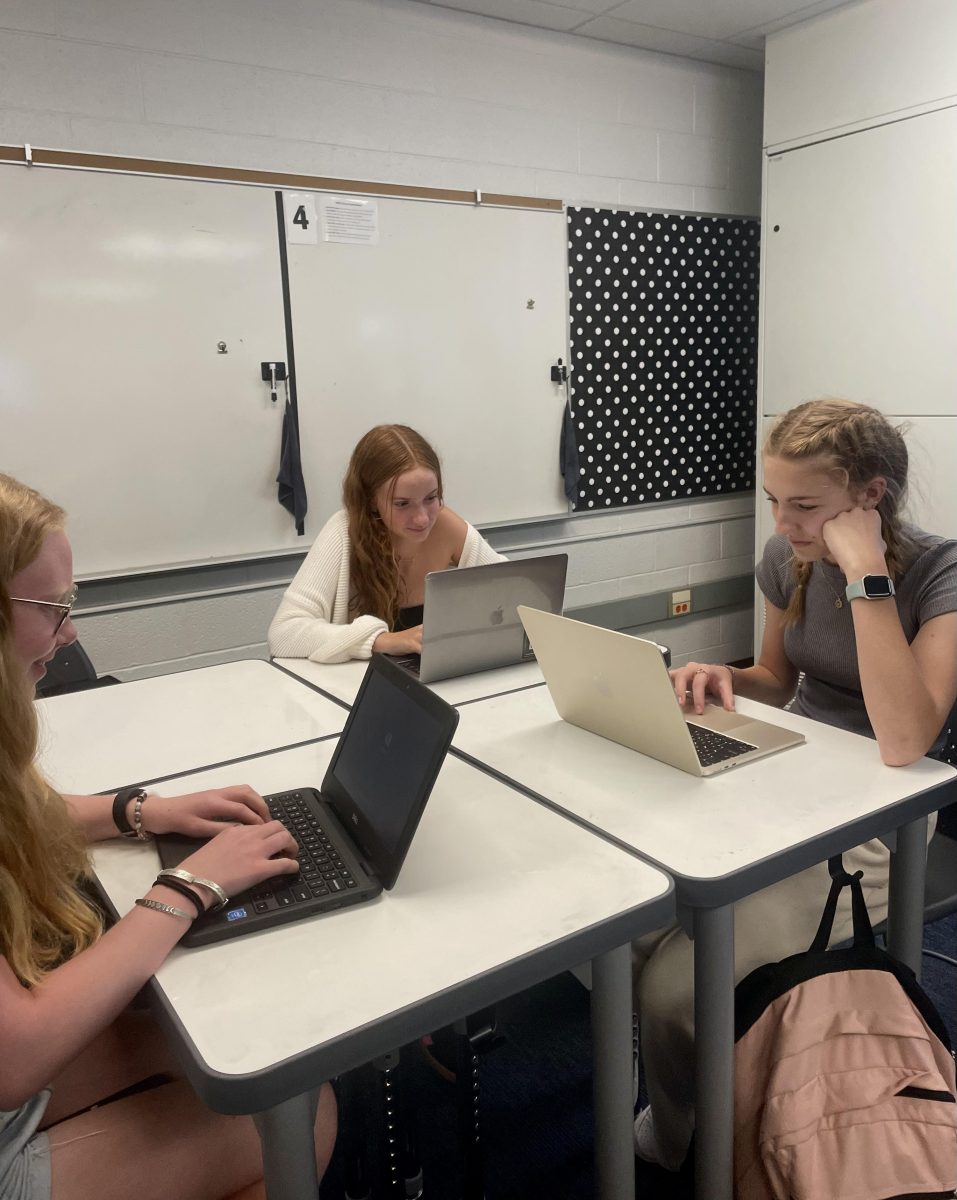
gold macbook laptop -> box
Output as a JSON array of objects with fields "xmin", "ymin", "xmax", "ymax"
[{"xmin": 517, "ymin": 606, "xmax": 805, "ymax": 776}]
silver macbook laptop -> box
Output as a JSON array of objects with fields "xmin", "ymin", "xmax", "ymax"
[
  {"xmin": 517, "ymin": 606, "xmax": 805, "ymax": 776},
  {"xmin": 393, "ymin": 554, "xmax": 567, "ymax": 684}
]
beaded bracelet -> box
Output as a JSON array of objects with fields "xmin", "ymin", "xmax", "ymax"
[
  {"xmin": 132, "ymin": 793, "xmax": 153, "ymax": 842},
  {"xmin": 113, "ymin": 786, "xmax": 146, "ymax": 839},
  {"xmin": 153, "ymin": 876, "xmax": 206, "ymax": 920}
]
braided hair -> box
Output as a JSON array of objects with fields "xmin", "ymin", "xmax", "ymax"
[{"xmin": 764, "ymin": 399, "xmax": 912, "ymax": 626}]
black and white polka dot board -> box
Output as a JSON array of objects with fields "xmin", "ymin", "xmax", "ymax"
[{"xmin": 567, "ymin": 207, "xmax": 759, "ymax": 511}]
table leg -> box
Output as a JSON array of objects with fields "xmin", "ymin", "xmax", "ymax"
[
  {"xmin": 591, "ymin": 943, "xmax": 635, "ymax": 1200},
  {"xmin": 886, "ymin": 815, "xmax": 928, "ymax": 977},
  {"xmin": 253, "ymin": 1089, "xmax": 321, "ymax": 1200},
  {"xmin": 693, "ymin": 902, "xmax": 735, "ymax": 1200}
]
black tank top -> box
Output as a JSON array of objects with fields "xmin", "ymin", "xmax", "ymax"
[{"xmin": 395, "ymin": 604, "xmax": 424, "ymax": 631}]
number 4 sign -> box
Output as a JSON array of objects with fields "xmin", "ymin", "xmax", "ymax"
[{"xmin": 284, "ymin": 193, "xmax": 317, "ymax": 245}]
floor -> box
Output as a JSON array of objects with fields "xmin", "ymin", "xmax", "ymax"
[{"xmin": 319, "ymin": 910, "xmax": 957, "ymax": 1199}]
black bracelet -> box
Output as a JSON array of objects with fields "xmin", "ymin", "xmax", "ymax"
[
  {"xmin": 112, "ymin": 786, "xmax": 145, "ymax": 838},
  {"xmin": 152, "ymin": 876, "xmax": 206, "ymax": 920}
]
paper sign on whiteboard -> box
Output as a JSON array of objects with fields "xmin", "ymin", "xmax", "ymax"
[
  {"xmin": 319, "ymin": 196, "xmax": 379, "ymax": 245},
  {"xmin": 284, "ymin": 193, "xmax": 317, "ymax": 244}
]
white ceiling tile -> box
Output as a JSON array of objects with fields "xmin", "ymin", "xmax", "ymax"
[
  {"xmin": 729, "ymin": 30, "xmax": 767, "ymax": 50},
  {"xmin": 704, "ymin": 40, "xmax": 765, "ymax": 70},
  {"xmin": 549, "ymin": 0, "xmax": 629, "ymax": 13},
  {"xmin": 737, "ymin": 0, "xmax": 855, "ymax": 38},
  {"xmin": 575, "ymin": 15, "xmax": 720, "ymax": 56},
  {"xmin": 404, "ymin": 0, "xmax": 860, "ymax": 65},
  {"xmin": 427, "ymin": 0, "xmax": 587, "ymax": 33},
  {"xmin": 605, "ymin": 0, "xmax": 734, "ymax": 39}
]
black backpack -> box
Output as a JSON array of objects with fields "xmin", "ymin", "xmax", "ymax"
[{"xmin": 733, "ymin": 857, "xmax": 957, "ymax": 1200}]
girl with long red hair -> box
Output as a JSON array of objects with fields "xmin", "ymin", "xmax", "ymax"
[{"xmin": 269, "ymin": 424, "xmax": 505, "ymax": 662}]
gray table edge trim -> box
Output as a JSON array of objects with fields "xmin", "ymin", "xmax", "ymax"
[
  {"xmin": 454, "ymin": 750, "xmax": 957, "ymax": 908},
  {"xmin": 89, "ymin": 732, "xmax": 343, "ymax": 797},
  {"xmin": 269, "ymin": 658, "xmax": 353, "ymax": 712},
  {"xmin": 129, "ymin": 885, "xmax": 674, "ymax": 1114},
  {"xmin": 270, "ymin": 656, "xmax": 550, "ymax": 711}
]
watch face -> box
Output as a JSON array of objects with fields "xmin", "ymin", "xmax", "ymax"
[{"xmin": 863, "ymin": 575, "xmax": 894, "ymax": 598}]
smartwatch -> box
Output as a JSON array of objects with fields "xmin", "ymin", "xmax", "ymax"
[{"xmin": 844, "ymin": 575, "xmax": 896, "ymax": 603}]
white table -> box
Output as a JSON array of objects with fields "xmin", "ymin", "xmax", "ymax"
[
  {"xmin": 452, "ymin": 686, "xmax": 957, "ymax": 1200},
  {"xmin": 93, "ymin": 743, "xmax": 674, "ymax": 1200},
  {"xmin": 273, "ymin": 655, "xmax": 545, "ymax": 709},
  {"xmin": 35, "ymin": 660, "xmax": 346, "ymax": 795}
]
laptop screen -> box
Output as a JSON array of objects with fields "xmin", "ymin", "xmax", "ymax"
[{"xmin": 322, "ymin": 655, "xmax": 459, "ymax": 889}]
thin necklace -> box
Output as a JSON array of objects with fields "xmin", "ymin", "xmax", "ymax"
[{"xmin": 816, "ymin": 563, "xmax": 845, "ymax": 609}]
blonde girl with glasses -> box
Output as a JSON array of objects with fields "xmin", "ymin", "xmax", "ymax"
[{"xmin": 0, "ymin": 474, "xmax": 335, "ymax": 1200}]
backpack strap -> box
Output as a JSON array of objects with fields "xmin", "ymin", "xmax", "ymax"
[{"xmin": 808, "ymin": 854, "xmax": 876, "ymax": 953}]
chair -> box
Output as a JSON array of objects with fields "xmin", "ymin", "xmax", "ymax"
[
  {"xmin": 35, "ymin": 641, "xmax": 120, "ymax": 698},
  {"xmin": 924, "ymin": 721, "xmax": 957, "ymax": 923}
]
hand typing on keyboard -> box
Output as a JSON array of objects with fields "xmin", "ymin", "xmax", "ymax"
[
  {"xmin": 173, "ymin": 819, "xmax": 300, "ymax": 903},
  {"xmin": 247, "ymin": 792, "xmax": 359, "ymax": 914}
]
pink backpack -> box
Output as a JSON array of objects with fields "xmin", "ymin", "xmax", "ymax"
[{"xmin": 734, "ymin": 859, "xmax": 957, "ymax": 1200}]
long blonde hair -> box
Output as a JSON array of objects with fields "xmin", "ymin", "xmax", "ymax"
[
  {"xmin": 764, "ymin": 399, "xmax": 912, "ymax": 626},
  {"xmin": 0, "ymin": 474, "xmax": 102, "ymax": 985},
  {"xmin": 343, "ymin": 425, "xmax": 444, "ymax": 629}
]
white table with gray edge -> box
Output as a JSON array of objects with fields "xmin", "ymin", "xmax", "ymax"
[
  {"xmin": 36, "ymin": 659, "xmax": 347, "ymax": 795},
  {"xmin": 450, "ymin": 685, "xmax": 957, "ymax": 1200},
  {"xmin": 91, "ymin": 741, "xmax": 674, "ymax": 1200}
]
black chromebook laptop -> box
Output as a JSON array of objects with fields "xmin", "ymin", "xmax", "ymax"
[{"xmin": 156, "ymin": 654, "xmax": 459, "ymax": 946}]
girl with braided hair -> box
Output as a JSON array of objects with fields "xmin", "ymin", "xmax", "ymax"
[
  {"xmin": 633, "ymin": 399, "xmax": 957, "ymax": 1172},
  {"xmin": 675, "ymin": 397, "xmax": 957, "ymax": 763},
  {"xmin": 268, "ymin": 424, "xmax": 505, "ymax": 663}
]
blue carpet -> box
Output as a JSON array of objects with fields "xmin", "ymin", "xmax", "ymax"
[{"xmin": 321, "ymin": 913, "xmax": 957, "ymax": 1199}]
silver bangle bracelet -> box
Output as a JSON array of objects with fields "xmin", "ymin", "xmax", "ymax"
[
  {"xmin": 135, "ymin": 897, "xmax": 193, "ymax": 921},
  {"xmin": 156, "ymin": 867, "xmax": 229, "ymax": 910}
]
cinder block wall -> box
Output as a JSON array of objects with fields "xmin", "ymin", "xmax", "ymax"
[{"xmin": 1, "ymin": 0, "xmax": 762, "ymax": 675}]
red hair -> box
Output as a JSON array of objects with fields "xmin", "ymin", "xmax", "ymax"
[{"xmin": 342, "ymin": 426, "xmax": 443, "ymax": 628}]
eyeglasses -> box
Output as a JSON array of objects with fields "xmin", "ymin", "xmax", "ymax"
[{"xmin": 9, "ymin": 583, "xmax": 79, "ymax": 633}]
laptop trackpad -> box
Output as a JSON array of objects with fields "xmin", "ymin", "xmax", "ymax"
[{"xmin": 692, "ymin": 703, "xmax": 803, "ymax": 752}]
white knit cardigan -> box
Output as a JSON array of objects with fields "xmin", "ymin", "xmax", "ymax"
[{"xmin": 267, "ymin": 510, "xmax": 506, "ymax": 663}]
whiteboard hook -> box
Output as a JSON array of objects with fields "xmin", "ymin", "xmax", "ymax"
[
  {"xmin": 474, "ymin": 188, "xmax": 482, "ymax": 205},
  {"xmin": 24, "ymin": 143, "xmax": 33, "ymax": 166}
]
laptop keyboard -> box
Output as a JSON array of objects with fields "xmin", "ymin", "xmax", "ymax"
[
  {"xmin": 391, "ymin": 654, "xmax": 421, "ymax": 676},
  {"xmin": 248, "ymin": 791, "xmax": 358, "ymax": 913},
  {"xmin": 687, "ymin": 722, "xmax": 757, "ymax": 767}
]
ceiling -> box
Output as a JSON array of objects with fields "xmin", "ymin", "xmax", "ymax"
[{"xmin": 408, "ymin": 0, "xmax": 858, "ymax": 71}]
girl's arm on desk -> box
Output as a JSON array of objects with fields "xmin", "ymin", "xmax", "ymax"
[
  {"xmin": 0, "ymin": 819, "xmax": 298, "ymax": 1111},
  {"xmin": 64, "ymin": 784, "xmax": 272, "ymax": 844}
]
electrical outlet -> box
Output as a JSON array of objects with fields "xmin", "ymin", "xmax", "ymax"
[{"xmin": 670, "ymin": 589, "xmax": 691, "ymax": 617}]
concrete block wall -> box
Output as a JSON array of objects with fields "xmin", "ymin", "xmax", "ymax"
[{"xmin": 2, "ymin": 0, "xmax": 763, "ymax": 676}]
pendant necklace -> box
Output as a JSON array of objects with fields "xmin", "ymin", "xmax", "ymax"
[{"xmin": 817, "ymin": 564, "xmax": 845, "ymax": 609}]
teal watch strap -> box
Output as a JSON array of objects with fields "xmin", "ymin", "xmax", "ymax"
[{"xmin": 845, "ymin": 575, "xmax": 896, "ymax": 602}]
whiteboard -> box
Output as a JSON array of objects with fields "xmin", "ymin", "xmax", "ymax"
[
  {"xmin": 0, "ymin": 165, "xmax": 296, "ymax": 576},
  {"xmin": 0, "ymin": 163, "xmax": 569, "ymax": 577},
  {"xmin": 285, "ymin": 194, "xmax": 569, "ymax": 527},
  {"xmin": 761, "ymin": 105, "xmax": 957, "ymax": 417}
]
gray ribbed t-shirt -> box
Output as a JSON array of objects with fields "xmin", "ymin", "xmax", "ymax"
[{"xmin": 755, "ymin": 527, "xmax": 957, "ymax": 749}]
